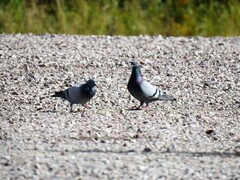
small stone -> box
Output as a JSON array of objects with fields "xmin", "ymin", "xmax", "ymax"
[
  {"xmin": 206, "ymin": 129, "xmax": 215, "ymax": 135},
  {"xmin": 100, "ymin": 140, "xmax": 105, "ymax": 143},
  {"xmin": 142, "ymin": 147, "xmax": 152, "ymax": 153}
]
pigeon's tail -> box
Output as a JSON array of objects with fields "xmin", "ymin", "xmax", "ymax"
[
  {"xmin": 52, "ymin": 91, "xmax": 65, "ymax": 98},
  {"xmin": 158, "ymin": 93, "xmax": 176, "ymax": 101}
]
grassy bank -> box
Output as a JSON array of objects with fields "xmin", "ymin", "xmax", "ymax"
[{"xmin": 0, "ymin": 0, "xmax": 240, "ymax": 36}]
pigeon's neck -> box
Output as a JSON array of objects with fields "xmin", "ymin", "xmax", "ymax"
[
  {"xmin": 81, "ymin": 85, "xmax": 96, "ymax": 97},
  {"xmin": 131, "ymin": 67, "xmax": 143, "ymax": 83}
]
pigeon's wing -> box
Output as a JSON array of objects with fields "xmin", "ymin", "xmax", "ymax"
[
  {"xmin": 72, "ymin": 84, "xmax": 81, "ymax": 88},
  {"xmin": 140, "ymin": 80, "xmax": 176, "ymax": 101},
  {"xmin": 64, "ymin": 85, "xmax": 83, "ymax": 104},
  {"xmin": 140, "ymin": 80, "xmax": 162, "ymax": 100}
]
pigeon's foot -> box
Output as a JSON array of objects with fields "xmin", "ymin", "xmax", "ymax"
[
  {"xmin": 141, "ymin": 105, "xmax": 148, "ymax": 110},
  {"xmin": 133, "ymin": 105, "xmax": 148, "ymax": 110},
  {"xmin": 138, "ymin": 105, "xmax": 148, "ymax": 110},
  {"xmin": 128, "ymin": 105, "xmax": 141, "ymax": 110},
  {"xmin": 83, "ymin": 104, "xmax": 92, "ymax": 109},
  {"xmin": 135, "ymin": 101, "xmax": 149, "ymax": 110},
  {"xmin": 136, "ymin": 107, "xmax": 142, "ymax": 110}
]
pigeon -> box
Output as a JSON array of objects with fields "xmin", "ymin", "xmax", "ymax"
[
  {"xmin": 52, "ymin": 79, "xmax": 96, "ymax": 112},
  {"xmin": 127, "ymin": 61, "xmax": 176, "ymax": 109}
]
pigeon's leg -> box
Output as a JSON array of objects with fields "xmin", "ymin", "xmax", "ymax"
[
  {"xmin": 70, "ymin": 104, "xmax": 73, "ymax": 112},
  {"xmin": 136, "ymin": 101, "xmax": 144, "ymax": 110},
  {"xmin": 142, "ymin": 103, "xmax": 149, "ymax": 110}
]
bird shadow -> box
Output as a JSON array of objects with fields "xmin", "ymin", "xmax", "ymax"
[
  {"xmin": 39, "ymin": 110, "xmax": 58, "ymax": 113},
  {"xmin": 125, "ymin": 108, "xmax": 142, "ymax": 111},
  {"xmin": 38, "ymin": 148, "xmax": 240, "ymax": 158},
  {"xmin": 39, "ymin": 110, "xmax": 86, "ymax": 114}
]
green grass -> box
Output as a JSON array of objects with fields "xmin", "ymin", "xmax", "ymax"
[{"xmin": 0, "ymin": 0, "xmax": 240, "ymax": 36}]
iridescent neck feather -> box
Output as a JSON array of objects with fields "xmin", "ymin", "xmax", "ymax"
[{"xmin": 132, "ymin": 66, "xmax": 143, "ymax": 83}]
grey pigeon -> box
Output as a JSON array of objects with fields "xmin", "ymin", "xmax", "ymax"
[
  {"xmin": 127, "ymin": 61, "xmax": 176, "ymax": 109},
  {"xmin": 52, "ymin": 79, "xmax": 96, "ymax": 112}
]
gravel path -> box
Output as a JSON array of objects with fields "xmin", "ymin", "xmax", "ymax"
[{"xmin": 0, "ymin": 34, "xmax": 239, "ymax": 179}]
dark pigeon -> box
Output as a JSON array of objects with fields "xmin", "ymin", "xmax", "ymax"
[{"xmin": 52, "ymin": 79, "xmax": 96, "ymax": 112}]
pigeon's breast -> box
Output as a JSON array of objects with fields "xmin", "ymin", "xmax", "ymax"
[
  {"xmin": 82, "ymin": 87, "xmax": 96, "ymax": 98},
  {"xmin": 127, "ymin": 78, "xmax": 146, "ymax": 101},
  {"xmin": 136, "ymin": 76, "xmax": 143, "ymax": 84}
]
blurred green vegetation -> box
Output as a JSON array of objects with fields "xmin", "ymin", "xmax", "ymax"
[{"xmin": 0, "ymin": 0, "xmax": 239, "ymax": 36}]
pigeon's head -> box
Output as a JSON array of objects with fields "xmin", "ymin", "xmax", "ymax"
[
  {"xmin": 86, "ymin": 79, "xmax": 97, "ymax": 88},
  {"xmin": 130, "ymin": 61, "xmax": 140, "ymax": 68},
  {"xmin": 130, "ymin": 61, "xmax": 142, "ymax": 77}
]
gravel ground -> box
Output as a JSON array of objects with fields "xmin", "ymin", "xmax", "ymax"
[{"xmin": 0, "ymin": 34, "xmax": 239, "ymax": 179}]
